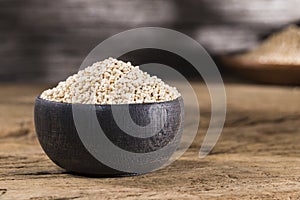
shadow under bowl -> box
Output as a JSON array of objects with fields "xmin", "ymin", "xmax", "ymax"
[{"xmin": 34, "ymin": 96, "xmax": 183, "ymax": 177}]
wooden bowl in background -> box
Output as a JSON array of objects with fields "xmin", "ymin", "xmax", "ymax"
[{"xmin": 221, "ymin": 56, "xmax": 300, "ymax": 85}]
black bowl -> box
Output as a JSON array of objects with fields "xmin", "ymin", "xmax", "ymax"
[{"xmin": 34, "ymin": 96, "xmax": 183, "ymax": 177}]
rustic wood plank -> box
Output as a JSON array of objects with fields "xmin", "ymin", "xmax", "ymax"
[
  {"xmin": 1, "ymin": 0, "xmax": 300, "ymax": 82},
  {"xmin": 0, "ymin": 82, "xmax": 300, "ymax": 199}
]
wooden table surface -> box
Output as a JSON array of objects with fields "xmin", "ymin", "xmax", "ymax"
[{"xmin": 0, "ymin": 82, "xmax": 300, "ymax": 200}]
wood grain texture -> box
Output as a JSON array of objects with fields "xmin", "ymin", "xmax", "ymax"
[
  {"xmin": 0, "ymin": 82, "xmax": 300, "ymax": 199},
  {"xmin": 1, "ymin": 0, "xmax": 300, "ymax": 82}
]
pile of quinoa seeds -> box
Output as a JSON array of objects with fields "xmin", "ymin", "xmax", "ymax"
[
  {"xmin": 236, "ymin": 25, "xmax": 300, "ymax": 65},
  {"xmin": 40, "ymin": 58, "xmax": 181, "ymax": 104}
]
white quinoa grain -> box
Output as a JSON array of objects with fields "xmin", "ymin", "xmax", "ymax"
[{"xmin": 40, "ymin": 58, "xmax": 181, "ymax": 104}]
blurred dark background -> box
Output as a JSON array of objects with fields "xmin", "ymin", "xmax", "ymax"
[{"xmin": 1, "ymin": 0, "xmax": 300, "ymax": 83}]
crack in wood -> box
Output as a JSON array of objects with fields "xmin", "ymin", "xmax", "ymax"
[
  {"xmin": 245, "ymin": 114, "xmax": 300, "ymax": 126},
  {"xmin": 226, "ymin": 116, "xmax": 249, "ymax": 126},
  {"xmin": 0, "ymin": 189, "xmax": 7, "ymax": 196},
  {"xmin": 226, "ymin": 114, "xmax": 300, "ymax": 127},
  {"xmin": 14, "ymin": 171, "xmax": 67, "ymax": 176},
  {"xmin": 29, "ymin": 196, "xmax": 81, "ymax": 200},
  {"xmin": 0, "ymin": 156, "xmax": 15, "ymax": 159}
]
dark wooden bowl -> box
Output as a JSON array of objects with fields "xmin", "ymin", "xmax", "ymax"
[
  {"xmin": 34, "ymin": 96, "xmax": 183, "ymax": 177},
  {"xmin": 221, "ymin": 56, "xmax": 300, "ymax": 85}
]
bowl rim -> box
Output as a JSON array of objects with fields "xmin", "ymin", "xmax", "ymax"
[{"xmin": 35, "ymin": 95, "xmax": 183, "ymax": 107}]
